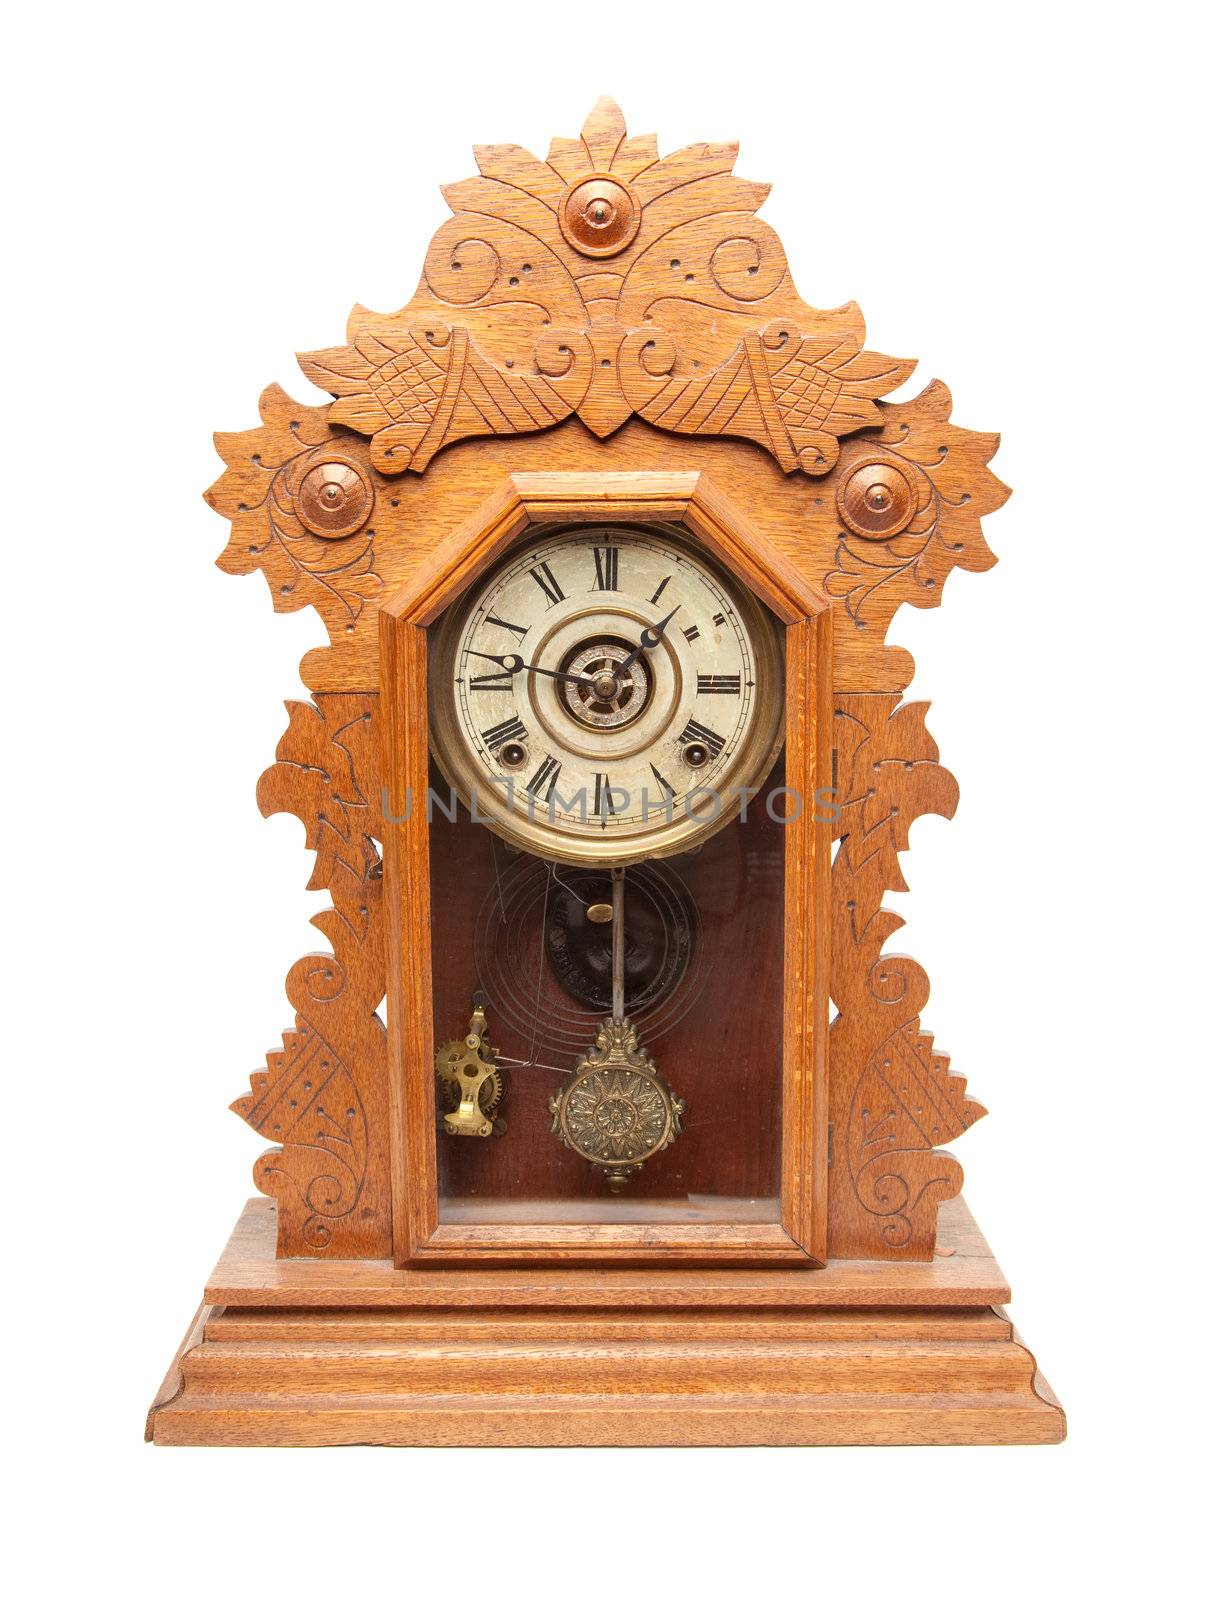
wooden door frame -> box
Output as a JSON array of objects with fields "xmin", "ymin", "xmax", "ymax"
[{"xmin": 380, "ymin": 470, "xmax": 832, "ymax": 1265}]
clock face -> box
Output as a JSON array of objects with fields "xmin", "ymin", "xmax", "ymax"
[{"xmin": 429, "ymin": 524, "xmax": 785, "ymax": 863}]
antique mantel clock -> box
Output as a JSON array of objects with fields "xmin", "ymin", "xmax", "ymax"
[{"xmin": 148, "ymin": 99, "xmax": 1063, "ymax": 1445}]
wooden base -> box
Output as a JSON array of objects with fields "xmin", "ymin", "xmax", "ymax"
[{"xmin": 148, "ymin": 1199, "xmax": 1064, "ymax": 1447}]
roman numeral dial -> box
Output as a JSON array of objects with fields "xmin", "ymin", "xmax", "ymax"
[{"xmin": 437, "ymin": 526, "xmax": 784, "ymax": 863}]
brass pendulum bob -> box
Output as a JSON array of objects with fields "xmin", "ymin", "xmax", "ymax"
[{"xmin": 549, "ymin": 867, "xmax": 686, "ymax": 1190}]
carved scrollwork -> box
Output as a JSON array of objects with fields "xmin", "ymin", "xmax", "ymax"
[
  {"xmin": 828, "ymin": 693, "xmax": 985, "ymax": 1259},
  {"xmin": 847, "ymin": 1022, "xmax": 980, "ymax": 1250},
  {"xmin": 618, "ymin": 319, "xmax": 911, "ymax": 473},
  {"xmin": 234, "ymin": 1018, "xmax": 368, "ymax": 1253},
  {"xmin": 825, "ymin": 380, "xmax": 1009, "ymax": 629},
  {"xmin": 230, "ymin": 693, "xmax": 391, "ymax": 1258},
  {"xmin": 204, "ymin": 98, "xmax": 1012, "ymax": 1269},
  {"xmin": 293, "ymin": 98, "xmax": 913, "ymax": 475},
  {"xmin": 208, "ymin": 385, "xmax": 382, "ymax": 641},
  {"xmin": 298, "ymin": 319, "xmax": 585, "ymax": 473},
  {"xmin": 205, "ymin": 102, "xmax": 1003, "ymax": 705}
]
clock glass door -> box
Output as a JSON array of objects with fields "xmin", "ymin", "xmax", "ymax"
[{"xmin": 425, "ymin": 523, "xmax": 789, "ymax": 1228}]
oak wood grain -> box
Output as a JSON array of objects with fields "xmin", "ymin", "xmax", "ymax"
[
  {"xmin": 147, "ymin": 1202, "xmax": 1063, "ymax": 1448},
  {"xmin": 151, "ymin": 1392, "xmax": 1065, "ymax": 1449},
  {"xmin": 203, "ymin": 1196, "xmax": 1010, "ymax": 1309}
]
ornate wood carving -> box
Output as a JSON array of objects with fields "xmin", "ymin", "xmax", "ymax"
[
  {"xmin": 151, "ymin": 92, "xmax": 1067, "ymax": 1452},
  {"xmin": 202, "ymin": 98, "xmax": 1012, "ymax": 1263},
  {"xmin": 829, "ymin": 693, "xmax": 985, "ymax": 1259},
  {"xmin": 208, "ymin": 390, "xmax": 383, "ymax": 651},
  {"xmin": 230, "ymin": 693, "xmax": 391, "ymax": 1256},
  {"xmin": 205, "ymin": 381, "xmax": 1005, "ymax": 702},
  {"xmin": 296, "ymin": 98, "xmax": 913, "ymax": 478},
  {"xmin": 825, "ymin": 381, "xmax": 1008, "ymax": 637}
]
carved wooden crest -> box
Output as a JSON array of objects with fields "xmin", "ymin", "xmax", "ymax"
[{"xmin": 297, "ymin": 97, "xmax": 914, "ymax": 477}]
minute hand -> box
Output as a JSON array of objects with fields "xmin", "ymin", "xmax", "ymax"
[{"xmin": 616, "ymin": 607, "xmax": 680, "ymax": 676}]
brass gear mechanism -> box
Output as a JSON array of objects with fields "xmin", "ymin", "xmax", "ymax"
[{"xmin": 435, "ymin": 999, "xmax": 505, "ymax": 1137}]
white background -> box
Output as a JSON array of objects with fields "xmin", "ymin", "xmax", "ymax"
[{"xmin": 5, "ymin": 1, "xmax": 1211, "ymax": 1594}]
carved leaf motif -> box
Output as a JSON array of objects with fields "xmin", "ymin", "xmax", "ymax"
[
  {"xmin": 829, "ymin": 694, "xmax": 984, "ymax": 1259},
  {"xmin": 291, "ymin": 99, "xmax": 913, "ymax": 475},
  {"xmin": 299, "ymin": 327, "xmax": 447, "ymax": 437},
  {"xmin": 255, "ymin": 696, "xmax": 380, "ymax": 934},
  {"xmin": 826, "ymin": 380, "xmax": 1009, "ymax": 625},
  {"xmin": 620, "ymin": 321, "xmax": 916, "ymax": 475},
  {"xmin": 233, "ymin": 1021, "xmax": 368, "ymax": 1254},
  {"xmin": 570, "ymin": 93, "xmax": 627, "ymax": 170},
  {"xmin": 847, "ymin": 1024, "xmax": 983, "ymax": 1251},
  {"xmin": 299, "ymin": 319, "xmax": 580, "ymax": 473},
  {"xmin": 232, "ymin": 694, "xmax": 389, "ymax": 1258},
  {"xmin": 631, "ymin": 142, "xmax": 745, "ymax": 205},
  {"xmin": 208, "ymin": 385, "xmax": 381, "ymax": 634},
  {"xmin": 768, "ymin": 331, "xmax": 916, "ymax": 459},
  {"xmin": 473, "ymin": 142, "xmax": 567, "ymax": 207},
  {"xmin": 833, "ymin": 695, "xmax": 961, "ymax": 931}
]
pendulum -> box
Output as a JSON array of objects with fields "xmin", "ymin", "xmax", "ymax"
[{"xmin": 549, "ymin": 867, "xmax": 686, "ymax": 1190}]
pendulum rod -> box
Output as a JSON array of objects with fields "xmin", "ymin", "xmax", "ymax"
[{"xmin": 611, "ymin": 865, "xmax": 625, "ymax": 1023}]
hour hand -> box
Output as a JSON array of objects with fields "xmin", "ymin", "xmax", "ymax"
[
  {"xmin": 467, "ymin": 650, "xmax": 592, "ymax": 687},
  {"xmin": 468, "ymin": 649, "xmax": 525, "ymax": 674}
]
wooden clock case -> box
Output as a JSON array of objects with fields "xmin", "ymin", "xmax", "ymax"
[{"xmin": 148, "ymin": 99, "xmax": 1063, "ymax": 1446}]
